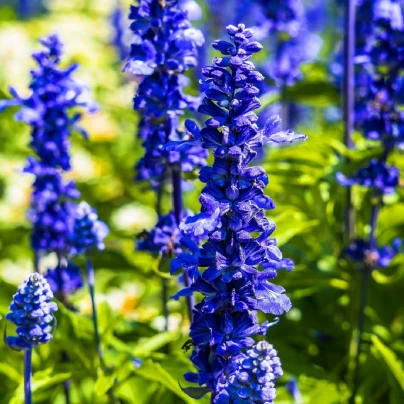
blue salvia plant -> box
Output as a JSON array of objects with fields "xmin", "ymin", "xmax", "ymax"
[
  {"xmin": 5, "ymin": 273, "xmax": 58, "ymax": 404},
  {"xmin": 168, "ymin": 24, "xmax": 307, "ymax": 403},
  {"xmin": 337, "ymin": 1, "xmax": 404, "ymax": 400},
  {"xmin": 123, "ymin": 0, "xmax": 206, "ymax": 322},
  {"xmin": 0, "ymin": 34, "xmax": 108, "ymax": 400},
  {"xmin": 0, "ymin": 34, "xmax": 97, "ymax": 300}
]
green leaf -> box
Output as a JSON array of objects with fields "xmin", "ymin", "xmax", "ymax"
[
  {"xmin": 0, "ymin": 362, "xmax": 21, "ymax": 383},
  {"xmin": 136, "ymin": 359, "xmax": 195, "ymax": 404},
  {"xmin": 371, "ymin": 335, "xmax": 404, "ymax": 392},
  {"xmin": 180, "ymin": 384, "xmax": 210, "ymax": 399},
  {"xmin": 132, "ymin": 331, "xmax": 180, "ymax": 356},
  {"xmin": 285, "ymin": 81, "xmax": 340, "ymax": 107},
  {"xmin": 95, "ymin": 373, "xmax": 116, "ymax": 397},
  {"xmin": 10, "ymin": 371, "xmax": 72, "ymax": 404}
]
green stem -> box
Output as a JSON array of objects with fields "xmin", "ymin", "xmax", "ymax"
[
  {"xmin": 350, "ymin": 204, "xmax": 379, "ymax": 402},
  {"xmin": 86, "ymin": 257, "xmax": 105, "ymax": 370}
]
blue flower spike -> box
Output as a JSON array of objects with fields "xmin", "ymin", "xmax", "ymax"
[
  {"xmin": 170, "ymin": 24, "xmax": 306, "ymax": 403},
  {"xmin": 6, "ymin": 273, "xmax": 58, "ymax": 404}
]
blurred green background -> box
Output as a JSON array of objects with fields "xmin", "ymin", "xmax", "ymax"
[{"xmin": 0, "ymin": 0, "xmax": 403, "ymax": 403}]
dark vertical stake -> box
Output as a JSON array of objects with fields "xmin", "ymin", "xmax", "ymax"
[
  {"xmin": 343, "ymin": 0, "xmax": 356, "ymax": 241},
  {"xmin": 172, "ymin": 166, "xmax": 195, "ymax": 321},
  {"xmin": 24, "ymin": 348, "xmax": 33, "ymax": 404}
]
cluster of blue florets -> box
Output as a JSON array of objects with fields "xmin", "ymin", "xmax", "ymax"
[
  {"xmin": 6, "ymin": 273, "xmax": 58, "ymax": 350},
  {"xmin": 71, "ymin": 201, "xmax": 109, "ymax": 255},
  {"xmin": 215, "ymin": 341, "xmax": 283, "ymax": 404},
  {"xmin": 338, "ymin": 0, "xmax": 403, "ymax": 268},
  {"xmin": 168, "ymin": 24, "xmax": 306, "ymax": 402},
  {"xmin": 0, "ymin": 35, "xmax": 109, "ymax": 297},
  {"xmin": 45, "ymin": 261, "xmax": 84, "ymax": 296},
  {"xmin": 138, "ymin": 211, "xmax": 185, "ymax": 257},
  {"xmin": 346, "ymin": 238, "xmax": 402, "ymax": 269},
  {"xmin": 124, "ymin": 0, "xmax": 206, "ymax": 188},
  {"xmin": 0, "ymin": 35, "xmax": 97, "ymax": 255}
]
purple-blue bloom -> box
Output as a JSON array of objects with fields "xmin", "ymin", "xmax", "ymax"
[
  {"xmin": 0, "ymin": 34, "xmax": 97, "ymax": 256},
  {"xmin": 111, "ymin": 5, "xmax": 132, "ymax": 61},
  {"xmin": 45, "ymin": 261, "xmax": 84, "ymax": 296},
  {"xmin": 337, "ymin": 159, "xmax": 400, "ymax": 195},
  {"xmin": 71, "ymin": 201, "xmax": 109, "ymax": 255},
  {"xmin": 170, "ymin": 24, "xmax": 306, "ymax": 402},
  {"xmin": 346, "ymin": 238, "xmax": 402, "ymax": 269},
  {"xmin": 0, "ymin": 35, "xmax": 99, "ymax": 297},
  {"xmin": 338, "ymin": 1, "xmax": 403, "ymax": 269},
  {"xmin": 215, "ymin": 341, "xmax": 283, "ymax": 404},
  {"xmin": 123, "ymin": 0, "xmax": 207, "ymax": 188},
  {"xmin": 6, "ymin": 273, "xmax": 58, "ymax": 350}
]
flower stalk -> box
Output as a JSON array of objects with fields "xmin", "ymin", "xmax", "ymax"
[
  {"xmin": 86, "ymin": 258, "xmax": 105, "ymax": 369},
  {"xmin": 24, "ymin": 349, "xmax": 33, "ymax": 404}
]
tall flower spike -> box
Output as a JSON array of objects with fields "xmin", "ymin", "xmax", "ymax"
[
  {"xmin": 6, "ymin": 273, "xmax": 57, "ymax": 350},
  {"xmin": 337, "ymin": 1, "xmax": 404, "ymax": 268},
  {"xmin": 0, "ymin": 35, "xmax": 97, "ymax": 289},
  {"xmin": 71, "ymin": 201, "xmax": 109, "ymax": 255},
  {"xmin": 337, "ymin": 3, "xmax": 404, "ymax": 401},
  {"xmin": 125, "ymin": 0, "xmax": 206, "ymax": 322},
  {"xmin": 6, "ymin": 273, "xmax": 58, "ymax": 404},
  {"xmin": 170, "ymin": 24, "xmax": 306, "ymax": 402},
  {"xmin": 124, "ymin": 0, "xmax": 207, "ymax": 188}
]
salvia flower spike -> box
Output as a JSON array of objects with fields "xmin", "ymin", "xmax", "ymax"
[
  {"xmin": 0, "ymin": 34, "xmax": 97, "ymax": 295},
  {"xmin": 6, "ymin": 273, "xmax": 58, "ymax": 404},
  {"xmin": 336, "ymin": 2, "xmax": 404, "ymax": 400},
  {"xmin": 337, "ymin": 1, "xmax": 404, "ymax": 268},
  {"xmin": 169, "ymin": 24, "xmax": 306, "ymax": 403},
  {"xmin": 125, "ymin": 0, "xmax": 206, "ymax": 320},
  {"xmin": 124, "ymin": 0, "xmax": 206, "ymax": 188},
  {"xmin": 6, "ymin": 273, "xmax": 58, "ymax": 350}
]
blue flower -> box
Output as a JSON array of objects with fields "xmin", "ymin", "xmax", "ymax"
[
  {"xmin": 124, "ymin": 0, "xmax": 204, "ymax": 75},
  {"xmin": 346, "ymin": 238, "xmax": 402, "ymax": 269},
  {"xmin": 170, "ymin": 24, "xmax": 306, "ymax": 401},
  {"xmin": 6, "ymin": 273, "xmax": 57, "ymax": 350},
  {"xmin": 338, "ymin": 1, "xmax": 404, "ymax": 270},
  {"xmin": 138, "ymin": 210, "xmax": 203, "ymax": 257},
  {"xmin": 45, "ymin": 261, "xmax": 83, "ymax": 296},
  {"xmin": 124, "ymin": 0, "xmax": 206, "ymax": 188},
  {"xmin": 71, "ymin": 202, "xmax": 109, "ymax": 255},
  {"xmin": 354, "ymin": 1, "xmax": 404, "ymax": 149},
  {"xmin": 217, "ymin": 340, "xmax": 284, "ymax": 404},
  {"xmin": 0, "ymin": 35, "xmax": 97, "ymax": 257},
  {"xmin": 110, "ymin": 5, "xmax": 134, "ymax": 61},
  {"xmin": 0, "ymin": 34, "xmax": 97, "ymax": 171},
  {"xmin": 337, "ymin": 159, "xmax": 400, "ymax": 195}
]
